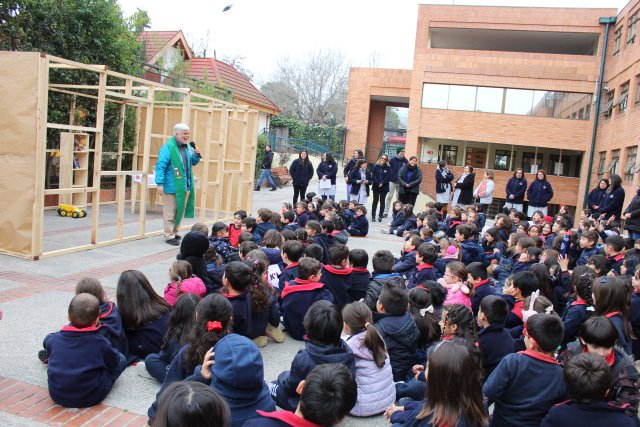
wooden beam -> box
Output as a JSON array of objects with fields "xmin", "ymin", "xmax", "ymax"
[
  {"xmin": 47, "ymin": 123, "xmax": 99, "ymax": 132},
  {"xmin": 32, "ymin": 55, "xmax": 50, "ymax": 259},
  {"xmin": 90, "ymin": 71, "xmax": 107, "ymax": 244}
]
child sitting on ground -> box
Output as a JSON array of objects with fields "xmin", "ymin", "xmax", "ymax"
[
  {"xmin": 483, "ymin": 313, "xmax": 566, "ymax": 427},
  {"xmin": 348, "ymin": 248, "xmax": 370, "ymax": 302},
  {"xmin": 278, "ymin": 240, "xmax": 304, "ymax": 292},
  {"xmin": 305, "ymin": 220, "xmax": 333, "ymax": 264},
  {"xmin": 541, "ymin": 353, "xmax": 639, "ymax": 427},
  {"xmin": 347, "ymin": 205, "xmax": 369, "ymax": 237},
  {"xmin": 604, "ymin": 235, "xmax": 625, "ymax": 275},
  {"xmin": 502, "ymin": 271, "xmax": 540, "ymax": 329},
  {"xmin": 228, "ymin": 210, "xmax": 246, "ymax": 248},
  {"xmin": 364, "ymin": 250, "xmax": 406, "ymax": 312},
  {"xmin": 407, "ymin": 243, "xmax": 438, "ymax": 289},
  {"xmin": 393, "ymin": 235, "xmax": 423, "ymax": 275},
  {"xmin": 281, "ymin": 210, "xmax": 299, "ymax": 231},
  {"xmin": 246, "ymin": 364, "xmax": 357, "ymax": 427},
  {"xmin": 467, "ymin": 261, "xmax": 496, "ymax": 316},
  {"xmin": 561, "ymin": 267, "xmax": 595, "ymax": 348},
  {"xmin": 477, "ymin": 295, "xmax": 514, "ymax": 379},
  {"xmin": 294, "ymin": 202, "xmax": 309, "ymax": 228},
  {"xmin": 270, "ymin": 300, "xmax": 355, "ymax": 411},
  {"xmin": 593, "ymin": 276, "xmax": 633, "ymax": 356},
  {"xmin": 281, "ymin": 258, "xmax": 334, "ymax": 341},
  {"xmin": 375, "ymin": 284, "xmax": 420, "ymax": 381},
  {"xmin": 576, "ymin": 229, "xmax": 599, "ymax": 266},
  {"xmin": 438, "ymin": 261, "xmax": 472, "ymax": 309},
  {"xmin": 163, "ymin": 260, "xmax": 206, "ymax": 306},
  {"xmin": 209, "ymin": 222, "xmax": 233, "ymax": 263},
  {"xmin": 256, "ymin": 208, "xmax": 277, "ymax": 241},
  {"xmin": 43, "ymin": 293, "xmax": 126, "ymax": 408},
  {"xmin": 321, "ymin": 244, "xmax": 353, "ymax": 309},
  {"xmin": 242, "ymin": 216, "xmax": 260, "ymax": 244}
]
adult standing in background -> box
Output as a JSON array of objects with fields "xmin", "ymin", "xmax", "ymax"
[
  {"xmin": 289, "ymin": 149, "xmax": 314, "ymax": 205},
  {"xmin": 371, "ymin": 154, "xmax": 391, "ymax": 222},
  {"xmin": 344, "ymin": 149, "xmax": 364, "ymax": 202},
  {"xmin": 398, "ymin": 156, "xmax": 422, "ymax": 206},
  {"xmin": 526, "ymin": 169, "xmax": 554, "ymax": 218},
  {"xmin": 505, "ymin": 168, "xmax": 527, "ymax": 213},
  {"xmin": 254, "ymin": 144, "xmax": 277, "ymax": 192},
  {"xmin": 155, "ymin": 123, "xmax": 201, "ymax": 246},
  {"xmin": 451, "ymin": 165, "xmax": 475, "ymax": 209},
  {"xmin": 382, "ymin": 146, "xmax": 408, "ymax": 218},
  {"xmin": 435, "ymin": 160, "xmax": 454, "ymax": 211},
  {"xmin": 316, "ymin": 152, "xmax": 338, "ymax": 201},
  {"xmin": 349, "ymin": 159, "xmax": 373, "ymax": 206},
  {"xmin": 473, "ymin": 169, "xmax": 495, "ymax": 211},
  {"xmin": 623, "ymin": 183, "xmax": 640, "ymax": 240},
  {"xmin": 598, "ymin": 174, "xmax": 625, "ymax": 220},
  {"xmin": 587, "ymin": 179, "xmax": 609, "ymax": 216}
]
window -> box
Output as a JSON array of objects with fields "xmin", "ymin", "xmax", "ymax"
[
  {"xmin": 441, "ymin": 145, "xmax": 459, "ymax": 166},
  {"xmin": 614, "ymin": 27, "xmax": 623, "ymax": 55},
  {"xmin": 494, "ymin": 150, "xmax": 511, "ymax": 170},
  {"xmin": 618, "ymin": 82, "xmax": 630, "ymax": 113},
  {"xmin": 636, "ymin": 76, "xmax": 640, "ymax": 106},
  {"xmin": 549, "ymin": 154, "xmax": 570, "ymax": 176},
  {"xmin": 422, "ymin": 84, "xmax": 449, "ymax": 109},
  {"xmin": 606, "ymin": 150, "xmax": 621, "ymax": 174},
  {"xmin": 504, "ymin": 89, "xmax": 534, "ymax": 115},
  {"xmin": 447, "ymin": 85, "xmax": 477, "ymax": 111},
  {"xmin": 522, "ymin": 152, "xmax": 543, "ymax": 174},
  {"xmin": 624, "ymin": 146, "xmax": 637, "ymax": 182},
  {"xmin": 603, "ymin": 90, "xmax": 615, "ymax": 118},
  {"xmin": 629, "ymin": 10, "xmax": 639, "ymax": 45},
  {"xmin": 475, "ymin": 87, "xmax": 503, "ymax": 113},
  {"xmin": 597, "ymin": 151, "xmax": 607, "ymax": 178}
]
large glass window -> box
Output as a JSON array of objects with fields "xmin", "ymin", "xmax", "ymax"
[
  {"xmin": 522, "ymin": 152, "xmax": 543, "ymax": 174},
  {"xmin": 494, "ymin": 150, "xmax": 511, "ymax": 170},
  {"xmin": 549, "ymin": 154, "xmax": 569, "ymax": 176},
  {"xmin": 597, "ymin": 151, "xmax": 607, "ymax": 179},
  {"xmin": 637, "ymin": 76, "xmax": 640, "ymax": 106},
  {"xmin": 475, "ymin": 87, "xmax": 503, "ymax": 113},
  {"xmin": 422, "ymin": 84, "xmax": 449, "ymax": 109},
  {"xmin": 504, "ymin": 89, "xmax": 534, "ymax": 115},
  {"xmin": 629, "ymin": 10, "xmax": 638, "ymax": 45},
  {"xmin": 441, "ymin": 145, "xmax": 459, "ymax": 166},
  {"xmin": 614, "ymin": 27, "xmax": 623, "ymax": 55},
  {"xmin": 618, "ymin": 82, "xmax": 630, "ymax": 113},
  {"xmin": 625, "ymin": 146, "xmax": 637, "ymax": 182},
  {"xmin": 607, "ymin": 150, "xmax": 621, "ymax": 175},
  {"xmin": 448, "ymin": 85, "xmax": 477, "ymax": 111}
]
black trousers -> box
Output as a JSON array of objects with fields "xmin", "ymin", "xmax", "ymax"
[
  {"xmin": 293, "ymin": 185, "xmax": 308, "ymax": 205},
  {"xmin": 399, "ymin": 192, "xmax": 418, "ymax": 207},
  {"xmin": 372, "ymin": 191, "xmax": 388, "ymax": 219}
]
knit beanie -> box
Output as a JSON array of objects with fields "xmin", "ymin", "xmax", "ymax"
[{"xmin": 396, "ymin": 146, "xmax": 405, "ymax": 154}]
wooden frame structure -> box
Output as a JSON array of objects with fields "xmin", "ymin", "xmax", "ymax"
[{"xmin": 0, "ymin": 52, "xmax": 258, "ymax": 259}]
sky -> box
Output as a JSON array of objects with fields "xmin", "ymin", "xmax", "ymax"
[{"xmin": 119, "ymin": 0, "xmax": 630, "ymax": 86}]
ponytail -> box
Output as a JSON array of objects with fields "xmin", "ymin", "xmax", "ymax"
[
  {"xmin": 242, "ymin": 259, "xmax": 271, "ymax": 315},
  {"xmin": 343, "ymin": 302, "xmax": 388, "ymax": 369}
]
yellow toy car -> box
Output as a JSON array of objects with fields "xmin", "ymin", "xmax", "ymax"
[{"xmin": 57, "ymin": 204, "xmax": 87, "ymax": 218}]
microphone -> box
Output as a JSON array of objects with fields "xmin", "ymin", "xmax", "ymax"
[{"xmin": 189, "ymin": 141, "xmax": 202, "ymax": 158}]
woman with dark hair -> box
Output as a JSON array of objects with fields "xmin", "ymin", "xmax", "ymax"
[
  {"xmin": 624, "ymin": 182, "xmax": 640, "ymax": 240},
  {"xmin": 587, "ymin": 179, "xmax": 609, "ymax": 216},
  {"xmin": 398, "ymin": 156, "xmax": 423, "ymax": 206},
  {"xmin": 289, "ymin": 149, "xmax": 314, "ymax": 205},
  {"xmin": 451, "ymin": 165, "xmax": 475, "ymax": 208},
  {"xmin": 344, "ymin": 149, "xmax": 364, "ymax": 202},
  {"xmin": 598, "ymin": 174, "xmax": 625, "ymax": 221},
  {"xmin": 435, "ymin": 160, "xmax": 455, "ymax": 211},
  {"xmin": 349, "ymin": 159, "xmax": 373, "ymax": 206},
  {"xmin": 526, "ymin": 169, "xmax": 554, "ymax": 218},
  {"xmin": 505, "ymin": 168, "xmax": 527, "ymax": 213},
  {"xmin": 371, "ymin": 154, "xmax": 391, "ymax": 222},
  {"xmin": 116, "ymin": 270, "xmax": 172, "ymax": 363},
  {"xmin": 316, "ymin": 152, "xmax": 338, "ymax": 201}
]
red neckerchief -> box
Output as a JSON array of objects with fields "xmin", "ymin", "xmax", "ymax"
[
  {"xmin": 222, "ymin": 291, "xmax": 244, "ymax": 299},
  {"xmin": 512, "ymin": 300, "xmax": 524, "ymax": 320},
  {"xmin": 416, "ymin": 263, "xmax": 434, "ymax": 271},
  {"xmin": 323, "ymin": 265, "xmax": 353, "ymax": 275},
  {"xmin": 582, "ymin": 346, "xmax": 615, "ymax": 366},
  {"xmin": 570, "ymin": 300, "xmax": 587, "ymax": 306},
  {"xmin": 281, "ymin": 281, "xmax": 325, "ymax": 299},
  {"xmin": 284, "ymin": 262, "xmax": 299, "ymax": 270},
  {"xmin": 99, "ymin": 302, "xmax": 114, "ymax": 319},
  {"xmin": 473, "ymin": 279, "xmax": 489, "ymax": 290},
  {"xmin": 518, "ymin": 349, "xmax": 558, "ymax": 364},
  {"xmin": 605, "ymin": 311, "xmax": 621, "ymax": 319},
  {"xmin": 351, "ymin": 267, "xmax": 370, "ymax": 273},
  {"xmin": 609, "ymin": 254, "xmax": 624, "ymax": 262},
  {"xmin": 60, "ymin": 325, "xmax": 100, "ymax": 332},
  {"xmin": 255, "ymin": 410, "xmax": 322, "ymax": 427}
]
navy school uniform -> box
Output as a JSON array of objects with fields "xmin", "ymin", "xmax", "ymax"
[
  {"xmin": 98, "ymin": 301, "xmax": 128, "ymax": 357},
  {"xmin": 470, "ymin": 279, "xmax": 496, "ymax": 317},
  {"xmin": 407, "ymin": 263, "xmax": 436, "ymax": 289},
  {"xmin": 460, "ymin": 240, "xmax": 485, "ymax": 265},
  {"xmin": 390, "ymin": 405, "xmax": 476, "ymax": 427},
  {"xmin": 294, "ymin": 211, "xmax": 309, "ymax": 228},
  {"xmin": 606, "ymin": 311, "xmax": 633, "ymax": 356},
  {"xmin": 561, "ymin": 299, "xmax": 589, "ymax": 348},
  {"xmin": 540, "ymin": 401, "xmax": 640, "ymax": 427},
  {"xmin": 393, "ymin": 250, "xmax": 417, "ymax": 274},
  {"xmin": 244, "ymin": 410, "xmax": 323, "ymax": 427},
  {"xmin": 44, "ymin": 324, "xmax": 125, "ymax": 408},
  {"xmin": 281, "ymin": 279, "xmax": 334, "ymax": 341},
  {"xmin": 125, "ymin": 310, "xmax": 171, "ymax": 364},
  {"xmin": 349, "ymin": 267, "xmax": 371, "ymax": 301},
  {"xmin": 576, "ymin": 246, "xmax": 598, "ymax": 266},
  {"xmin": 148, "ymin": 345, "xmax": 192, "ymax": 419},
  {"xmin": 347, "ymin": 214, "xmax": 369, "ymax": 237},
  {"xmin": 631, "ymin": 291, "xmax": 640, "ymax": 360},
  {"xmin": 433, "ymin": 257, "xmax": 457, "ymax": 279},
  {"xmin": 310, "ymin": 233, "xmax": 334, "ymax": 265},
  {"xmin": 224, "ymin": 291, "xmax": 279, "ymax": 339},
  {"xmin": 483, "ymin": 350, "xmax": 566, "ymax": 427},
  {"xmin": 278, "ymin": 262, "xmax": 299, "ymax": 295},
  {"xmin": 477, "ymin": 323, "xmax": 514, "ymax": 379},
  {"xmin": 375, "ymin": 312, "xmax": 420, "ymax": 381},
  {"xmin": 500, "ymin": 294, "xmax": 524, "ymax": 329},
  {"xmin": 320, "ymin": 264, "xmax": 353, "ymax": 309},
  {"xmin": 609, "ymin": 253, "xmax": 625, "ymax": 275}
]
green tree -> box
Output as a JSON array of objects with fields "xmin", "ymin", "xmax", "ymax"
[{"xmin": 385, "ymin": 107, "xmax": 401, "ymax": 129}]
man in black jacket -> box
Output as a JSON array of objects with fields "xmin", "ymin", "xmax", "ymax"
[{"xmin": 255, "ymin": 144, "xmax": 277, "ymax": 191}]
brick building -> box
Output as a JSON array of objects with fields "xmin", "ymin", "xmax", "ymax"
[{"xmin": 345, "ymin": 1, "xmax": 640, "ymax": 215}]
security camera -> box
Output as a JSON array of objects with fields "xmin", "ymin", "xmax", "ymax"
[{"xmin": 603, "ymin": 86, "xmax": 611, "ymax": 92}]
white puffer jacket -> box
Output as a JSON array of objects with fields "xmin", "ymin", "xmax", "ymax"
[{"xmin": 346, "ymin": 331, "xmax": 396, "ymax": 416}]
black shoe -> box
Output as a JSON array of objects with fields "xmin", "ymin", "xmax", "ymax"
[
  {"xmin": 270, "ymin": 187, "xmax": 277, "ymax": 191},
  {"xmin": 371, "ymin": 216, "xmax": 376, "ymax": 222},
  {"xmin": 38, "ymin": 349, "xmax": 48, "ymax": 364},
  {"xmin": 378, "ymin": 217, "xmax": 383, "ymax": 222},
  {"xmin": 254, "ymin": 186, "xmax": 260, "ymax": 191},
  {"xmin": 166, "ymin": 238, "xmax": 180, "ymax": 246},
  {"xmin": 382, "ymin": 214, "xmax": 388, "ymax": 218},
  {"xmin": 175, "ymin": 234, "xmax": 181, "ymax": 241}
]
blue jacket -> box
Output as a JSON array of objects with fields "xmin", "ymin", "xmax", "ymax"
[
  {"xmin": 256, "ymin": 222, "xmax": 277, "ymax": 240},
  {"xmin": 348, "ymin": 168, "xmax": 373, "ymax": 197},
  {"xmin": 289, "ymin": 159, "xmax": 314, "ymax": 187},
  {"xmin": 294, "ymin": 211, "xmax": 308, "ymax": 228},
  {"xmin": 389, "ymin": 156, "xmax": 408, "ymax": 183},
  {"xmin": 281, "ymin": 279, "xmax": 334, "ymax": 341},
  {"xmin": 576, "ymin": 246, "xmax": 598, "ymax": 266},
  {"xmin": 527, "ymin": 179, "xmax": 554, "ymax": 208},
  {"xmin": 391, "ymin": 215, "xmax": 417, "ymax": 236},
  {"xmin": 272, "ymin": 339, "xmax": 355, "ymax": 411},
  {"xmin": 407, "ymin": 264, "xmax": 437, "ymax": 289},
  {"xmin": 225, "ymin": 292, "xmax": 279, "ymax": 339},
  {"xmin": 609, "ymin": 253, "xmax": 625, "ymax": 276},
  {"xmin": 148, "ymin": 345, "xmax": 192, "ymax": 419},
  {"xmin": 561, "ymin": 299, "xmax": 589, "ymax": 347},
  {"xmin": 435, "ymin": 167, "xmax": 454, "ymax": 193},
  {"xmin": 506, "ymin": 177, "xmax": 527, "ymax": 204},
  {"xmin": 483, "ymin": 351, "xmax": 566, "ymax": 427},
  {"xmin": 98, "ymin": 301, "xmax": 128, "ymax": 358},
  {"xmin": 631, "ymin": 292, "xmax": 640, "ymax": 360},
  {"xmin": 278, "ymin": 263, "xmax": 299, "ymax": 293},
  {"xmin": 316, "ymin": 160, "xmax": 338, "ymax": 185},
  {"xmin": 470, "ymin": 279, "xmax": 496, "ymax": 317},
  {"xmin": 599, "ymin": 187, "xmax": 626, "ymax": 220},
  {"xmin": 320, "ymin": 265, "xmax": 353, "ymax": 309},
  {"xmin": 350, "ymin": 268, "xmax": 371, "ymax": 301},
  {"xmin": 391, "ymin": 407, "xmax": 473, "ymax": 427},
  {"xmin": 375, "ymin": 312, "xmax": 420, "ymax": 381},
  {"xmin": 347, "ymin": 215, "xmax": 369, "ymax": 237},
  {"xmin": 44, "ymin": 325, "xmax": 121, "ymax": 408},
  {"xmin": 460, "ymin": 240, "xmax": 485, "ymax": 265},
  {"xmin": 607, "ymin": 312, "xmax": 632, "ymax": 356},
  {"xmin": 587, "ymin": 187, "xmax": 608, "ymax": 213},
  {"xmin": 477, "ymin": 323, "xmax": 514, "ymax": 379},
  {"xmin": 125, "ymin": 311, "xmax": 171, "ymax": 363},
  {"xmin": 393, "ymin": 251, "xmax": 417, "ymax": 274},
  {"xmin": 389, "ymin": 210, "xmax": 406, "ymax": 229},
  {"xmin": 154, "ymin": 141, "xmax": 200, "ymax": 194},
  {"xmin": 541, "ymin": 401, "xmax": 640, "ymax": 427},
  {"xmin": 209, "ymin": 236, "xmax": 233, "ymax": 263},
  {"xmin": 343, "ymin": 158, "xmax": 358, "ymax": 177},
  {"xmin": 310, "ymin": 233, "xmax": 335, "ymax": 264},
  {"xmin": 372, "ymin": 163, "xmax": 392, "ymax": 192}
]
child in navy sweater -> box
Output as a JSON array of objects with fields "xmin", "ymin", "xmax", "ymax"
[
  {"xmin": 348, "ymin": 248, "xmax": 370, "ymax": 301},
  {"xmin": 605, "ymin": 235, "xmax": 625, "ymax": 275},
  {"xmin": 270, "ymin": 300, "xmax": 355, "ymax": 411},
  {"xmin": 483, "ymin": 313, "xmax": 566, "ymax": 427},
  {"xmin": 278, "ymin": 239, "xmax": 304, "ymax": 292},
  {"xmin": 407, "ymin": 243, "xmax": 438, "ymax": 289},
  {"xmin": 393, "ymin": 235, "xmax": 422, "ymax": 274},
  {"xmin": 294, "ymin": 202, "xmax": 309, "ymax": 228},
  {"xmin": 576, "ymin": 230, "xmax": 599, "ymax": 266},
  {"xmin": 477, "ymin": 295, "xmax": 514, "ymax": 379},
  {"xmin": 467, "ymin": 261, "xmax": 496, "ymax": 317},
  {"xmin": 541, "ymin": 353, "xmax": 639, "ymax": 427},
  {"xmin": 281, "ymin": 258, "xmax": 334, "ymax": 341},
  {"xmin": 43, "ymin": 293, "xmax": 126, "ymax": 408},
  {"xmin": 561, "ymin": 266, "xmax": 595, "ymax": 347},
  {"xmin": 593, "ymin": 276, "xmax": 633, "ymax": 356},
  {"xmin": 347, "ymin": 205, "xmax": 369, "ymax": 236},
  {"xmin": 321, "ymin": 244, "xmax": 353, "ymax": 309},
  {"xmin": 247, "ymin": 364, "xmax": 357, "ymax": 427}
]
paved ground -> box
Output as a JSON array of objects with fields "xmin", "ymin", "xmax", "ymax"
[{"xmin": 0, "ymin": 176, "xmax": 423, "ymax": 426}]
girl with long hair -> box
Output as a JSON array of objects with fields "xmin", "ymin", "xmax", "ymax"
[
  {"xmin": 289, "ymin": 149, "xmax": 314, "ymax": 205},
  {"xmin": 371, "ymin": 154, "xmax": 391, "ymax": 222},
  {"xmin": 593, "ymin": 276, "xmax": 633, "ymax": 356}
]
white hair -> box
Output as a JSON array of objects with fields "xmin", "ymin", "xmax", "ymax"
[{"xmin": 173, "ymin": 123, "xmax": 190, "ymax": 134}]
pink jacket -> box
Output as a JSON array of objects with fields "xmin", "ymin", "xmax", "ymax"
[
  {"xmin": 437, "ymin": 278, "xmax": 472, "ymax": 309},
  {"xmin": 163, "ymin": 276, "xmax": 206, "ymax": 306}
]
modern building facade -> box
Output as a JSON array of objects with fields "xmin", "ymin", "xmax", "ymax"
[{"xmin": 345, "ymin": 1, "xmax": 640, "ymax": 214}]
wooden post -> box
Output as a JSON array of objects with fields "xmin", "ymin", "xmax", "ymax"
[
  {"xmin": 91, "ymin": 71, "xmax": 107, "ymax": 244},
  {"xmin": 138, "ymin": 87, "xmax": 155, "ymax": 236},
  {"xmin": 32, "ymin": 54, "xmax": 50, "ymax": 259}
]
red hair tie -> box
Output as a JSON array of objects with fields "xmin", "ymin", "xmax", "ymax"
[{"xmin": 207, "ymin": 321, "xmax": 223, "ymax": 332}]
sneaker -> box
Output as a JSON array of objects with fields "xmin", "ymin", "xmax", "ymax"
[
  {"xmin": 37, "ymin": 349, "xmax": 48, "ymax": 364},
  {"xmin": 270, "ymin": 187, "xmax": 277, "ymax": 191},
  {"xmin": 371, "ymin": 216, "xmax": 376, "ymax": 222},
  {"xmin": 266, "ymin": 324, "xmax": 285, "ymax": 343},
  {"xmin": 381, "ymin": 229, "xmax": 389, "ymax": 234},
  {"xmin": 166, "ymin": 238, "xmax": 180, "ymax": 246},
  {"xmin": 253, "ymin": 336, "xmax": 269, "ymax": 348},
  {"xmin": 134, "ymin": 362, "xmax": 155, "ymax": 380}
]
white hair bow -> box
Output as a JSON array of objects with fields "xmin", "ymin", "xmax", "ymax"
[{"xmin": 420, "ymin": 305, "xmax": 434, "ymax": 317}]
